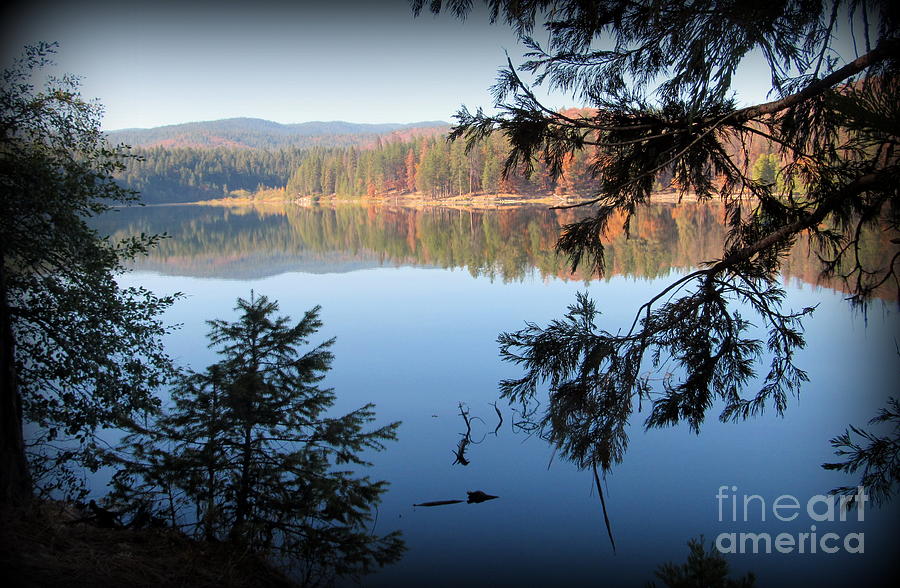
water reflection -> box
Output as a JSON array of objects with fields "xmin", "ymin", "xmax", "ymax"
[
  {"xmin": 98, "ymin": 202, "xmax": 895, "ymax": 298},
  {"xmin": 98, "ymin": 202, "xmax": 898, "ymax": 586}
]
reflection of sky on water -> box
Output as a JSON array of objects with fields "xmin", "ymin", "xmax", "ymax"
[{"xmin": 118, "ymin": 261, "xmax": 900, "ymax": 587}]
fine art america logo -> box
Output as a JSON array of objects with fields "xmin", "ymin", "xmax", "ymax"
[{"xmin": 714, "ymin": 485, "xmax": 868, "ymax": 555}]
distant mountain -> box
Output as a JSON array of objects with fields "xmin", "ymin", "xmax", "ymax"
[{"xmin": 105, "ymin": 117, "xmax": 450, "ymax": 149}]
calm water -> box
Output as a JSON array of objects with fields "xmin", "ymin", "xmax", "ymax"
[{"xmin": 99, "ymin": 202, "xmax": 899, "ymax": 586}]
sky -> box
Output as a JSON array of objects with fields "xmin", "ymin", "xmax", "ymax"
[
  {"xmin": 2, "ymin": 0, "xmax": 544, "ymax": 130},
  {"xmin": 1, "ymin": 0, "xmax": 862, "ymax": 132}
]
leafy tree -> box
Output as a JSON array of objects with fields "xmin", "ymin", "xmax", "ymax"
[
  {"xmin": 415, "ymin": 1, "xmax": 900, "ymax": 498},
  {"xmin": 0, "ymin": 43, "xmax": 178, "ymax": 504},
  {"xmin": 648, "ymin": 536, "xmax": 755, "ymax": 588},
  {"xmin": 110, "ymin": 294, "xmax": 404, "ymax": 586}
]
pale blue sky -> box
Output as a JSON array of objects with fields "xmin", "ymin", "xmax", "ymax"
[
  {"xmin": 2, "ymin": 0, "xmax": 861, "ymax": 131},
  {"xmin": 3, "ymin": 0, "xmax": 542, "ymax": 130}
]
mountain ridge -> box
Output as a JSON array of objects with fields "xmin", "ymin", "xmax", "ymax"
[{"xmin": 105, "ymin": 117, "xmax": 450, "ymax": 150}]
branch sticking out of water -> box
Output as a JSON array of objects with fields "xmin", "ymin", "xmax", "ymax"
[
  {"xmin": 452, "ymin": 435, "xmax": 470, "ymax": 466},
  {"xmin": 490, "ymin": 401, "xmax": 503, "ymax": 435}
]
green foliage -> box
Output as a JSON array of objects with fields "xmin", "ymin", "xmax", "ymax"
[
  {"xmin": 751, "ymin": 153, "xmax": 779, "ymax": 186},
  {"xmin": 110, "ymin": 294, "xmax": 403, "ymax": 586},
  {"xmin": 118, "ymin": 146, "xmax": 307, "ymax": 203},
  {"xmin": 120, "ymin": 132, "xmax": 600, "ymax": 204},
  {"xmin": 416, "ymin": 140, "xmax": 451, "ymax": 196},
  {"xmin": 648, "ymin": 536, "xmax": 755, "ymax": 588},
  {"xmin": 0, "ymin": 43, "xmax": 178, "ymax": 502},
  {"xmin": 284, "ymin": 134, "xmax": 557, "ymax": 199},
  {"xmin": 418, "ymin": 1, "xmax": 900, "ymax": 498}
]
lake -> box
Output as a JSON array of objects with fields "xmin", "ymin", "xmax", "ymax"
[{"xmin": 97, "ymin": 201, "xmax": 899, "ymax": 586}]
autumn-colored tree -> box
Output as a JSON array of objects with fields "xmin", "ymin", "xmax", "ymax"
[{"xmin": 405, "ymin": 147, "xmax": 417, "ymax": 192}]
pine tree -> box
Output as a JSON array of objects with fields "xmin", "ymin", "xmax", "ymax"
[
  {"xmin": 111, "ymin": 294, "xmax": 403, "ymax": 585},
  {"xmin": 415, "ymin": 1, "xmax": 900, "ymax": 499},
  {"xmin": 751, "ymin": 153, "xmax": 779, "ymax": 187},
  {"xmin": 649, "ymin": 536, "xmax": 755, "ymax": 588}
]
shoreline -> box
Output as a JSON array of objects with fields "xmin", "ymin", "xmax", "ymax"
[{"xmin": 176, "ymin": 190, "xmax": 704, "ymax": 209}]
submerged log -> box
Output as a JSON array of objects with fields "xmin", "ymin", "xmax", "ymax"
[
  {"xmin": 413, "ymin": 490, "xmax": 499, "ymax": 507},
  {"xmin": 412, "ymin": 499, "xmax": 465, "ymax": 507}
]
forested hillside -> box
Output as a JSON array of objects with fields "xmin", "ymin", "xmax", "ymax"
[
  {"xmin": 119, "ymin": 147, "xmax": 306, "ymax": 203},
  {"xmin": 118, "ymin": 133, "xmax": 596, "ymax": 204},
  {"xmin": 116, "ymin": 116, "xmax": 781, "ymax": 204}
]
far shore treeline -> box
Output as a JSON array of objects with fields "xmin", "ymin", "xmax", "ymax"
[
  {"xmin": 114, "ymin": 112, "xmax": 780, "ymax": 204},
  {"xmin": 95, "ymin": 202, "xmax": 895, "ymax": 302}
]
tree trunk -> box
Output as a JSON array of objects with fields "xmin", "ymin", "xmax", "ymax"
[
  {"xmin": 0, "ymin": 253, "xmax": 32, "ymax": 505},
  {"xmin": 205, "ymin": 442, "xmax": 217, "ymax": 542},
  {"xmin": 229, "ymin": 328, "xmax": 260, "ymax": 543},
  {"xmin": 229, "ymin": 423, "xmax": 253, "ymax": 542}
]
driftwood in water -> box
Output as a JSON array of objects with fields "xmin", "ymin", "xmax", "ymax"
[
  {"xmin": 413, "ymin": 499, "xmax": 465, "ymax": 507},
  {"xmin": 413, "ymin": 490, "xmax": 499, "ymax": 507}
]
